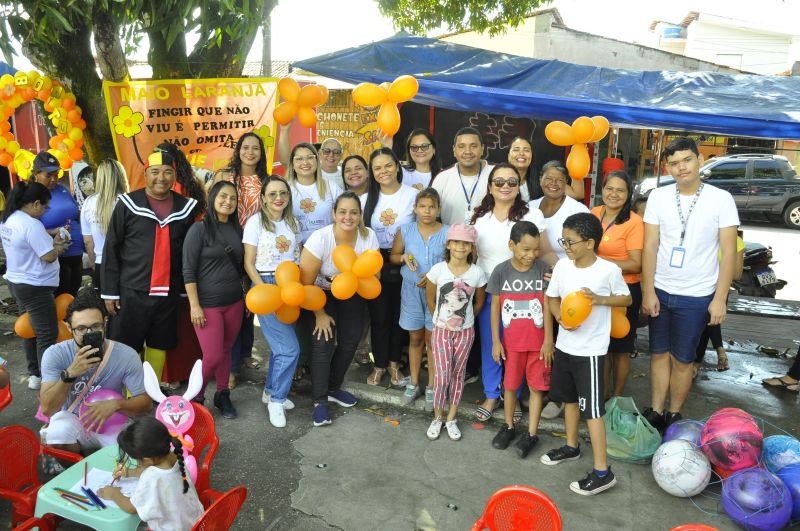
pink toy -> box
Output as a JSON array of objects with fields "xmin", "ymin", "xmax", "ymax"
[{"xmin": 78, "ymin": 389, "xmax": 128, "ymax": 434}]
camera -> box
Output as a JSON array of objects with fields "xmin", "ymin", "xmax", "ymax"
[{"xmin": 82, "ymin": 331, "xmax": 105, "ymax": 358}]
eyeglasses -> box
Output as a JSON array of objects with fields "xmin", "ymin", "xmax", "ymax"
[
  {"xmin": 492, "ymin": 178, "xmax": 519, "ymax": 188},
  {"xmin": 71, "ymin": 323, "xmax": 105, "ymax": 335},
  {"xmin": 409, "ymin": 143, "xmax": 431, "ymax": 152},
  {"xmin": 266, "ymin": 191, "xmax": 289, "ymax": 200},
  {"xmin": 557, "ymin": 238, "xmax": 588, "ymax": 249},
  {"xmin": 293, "ymin": 155, "xmax": 316, "ymax": 163},
  {"xmin": 320, "ymin": 148, "xmax": 342, "ymax": 156}
]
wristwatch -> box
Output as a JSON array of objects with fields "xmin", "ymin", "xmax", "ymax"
[{"xmin": 60, "ymin": 369, "xmax": 77, "ymax": 383}]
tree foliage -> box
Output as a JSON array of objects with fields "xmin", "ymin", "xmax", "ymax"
[
  {"xmin": 0, "ymin": 0, "xmax": 276, "ymax": 164},
  {"xmin": 376, "ymin": 0, "xmax": 552, "ymax": 37}
]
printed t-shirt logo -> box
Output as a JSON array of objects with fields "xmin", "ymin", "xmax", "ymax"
[
  {"xmin": 300, "ymin": 198, "xmax": 316, "ymax": 213},
  {"xmin": 379, "ymin": 208, "xmax": 398, "ymax": 227},
  {"xmin": 275, "ymin": 235, "xmax": 291, "ymax": 253}
]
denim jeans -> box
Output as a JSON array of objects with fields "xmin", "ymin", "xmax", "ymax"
[
  {"xmin": 8, "ymin": 282, "xmax": 58, "ymax": 376},
  {"xmin": 256, "ymin": 275, "xmax": 300, "ymax": 403}
]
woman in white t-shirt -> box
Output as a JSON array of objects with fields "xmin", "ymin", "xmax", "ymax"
[
  {"xmin": 530, "ymin": 161, "xmax": 590, "ymax": 261},
  {"xmin": 300, "ymin": 191, "xmax": 379, "ymax": 427},
  {"xmin": 342, "ymin": 155, "xmax": 369, "ymax": 197},
  {"xmin": 0, "ymin": 181, "xmax": 68, "ymax": 388},
  {"xmin": 508, "ymin": 137, "xmax": 585, "ymax": 202},
  {"xmin": 470, "ymin": 163, "xmax": 555, "ymax": 421},
  {"xmin": 401, "ymin": 129, "xmax": 441, "ymax": 191},
  {"xmin": 285, "ymin": 143, "xmax": 343, "ymax": 244},
  {"xmin": 243, "ymin": 176, "xmax": 302, "ymax": 428},
  {"xmin": 80, "ymin": 159, "xmax": 129, "ymax": 291},
  {"xmin": 363, "ymin": 148, "xmax": 417, "ymax": 387},
  {"xmin": 319, "ymin": 138, "xmax": 345, "ymax": 190}
]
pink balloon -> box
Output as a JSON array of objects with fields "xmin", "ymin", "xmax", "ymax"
[{"xmin": 79, "ymin": 389, "xmax": 128, "ymax": 434}]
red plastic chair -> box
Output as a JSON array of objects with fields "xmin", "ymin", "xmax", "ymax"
[
  {"xmin": 472, "ymin": 485, "xmax": 563, "ymax": 531},
  {"xmin": 0, "ymin": 382, "xmax": 11, "ymax": 412},
  {"xmin": 12, "ymin": 516, "xmax": 57, "ymax": 531},
  {"xmin": 0, "ymin": 426, "xmax": 79, "ymax": 527},
  {"xmin": 192, "ymin": 485, "xmax": 247, "ymax": 531},
  {"xmin": 186, "ymin": 402, "xmax": 219, "ymax": 494}
]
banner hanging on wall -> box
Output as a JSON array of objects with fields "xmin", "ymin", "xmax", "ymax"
[{"xmin": 103, "ymin": 78, "xmax": 278, "ymax": 189}]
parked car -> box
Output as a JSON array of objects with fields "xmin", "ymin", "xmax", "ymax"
[{"xmin": 634, "ymin": 154, "xmax": 800, "ymax": 229}]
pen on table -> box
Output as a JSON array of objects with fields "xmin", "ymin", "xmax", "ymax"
[
  {"xmin": 61, "ymin": 494, "xmax": 90, "ymax": 511},
  {"xmin": 53, "ymin": 487, "xmax": 91, "ymax": 502},
  {"xmin": 82, "ymin": 486, "xmax": 107, "ymax": 509},
  {"xmin": 84, "ymin": 462, "xmax": 87, "ymax": 486}
]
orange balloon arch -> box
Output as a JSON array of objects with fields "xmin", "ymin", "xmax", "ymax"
[
  {"xmin": 544, "ymin": 116, "xmax": 610, "ymax": 180},
  {"xmin": 351, "ymin": 75, "xmax": 419, "ymax": 136},
  {"xmin": 330, "ymin": 245, "xmax": 384, "ymax": 300}
]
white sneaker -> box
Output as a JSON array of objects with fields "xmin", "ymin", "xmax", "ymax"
[
  {"xmin": 541, "ymin": 401, "xmax": 565, "ymax": 420},
  {"xmin": 427, "ymin": 417, "xmax": 443, "ymax": 440},
  {"xmin": 28, "ymin": 375, "xmax": 42, "ymax": 390},
  {"xmin": 261, "ymin": 391, "xmax": 294, "ymax": 410},
  {"xmin": 445, "ymin": 420, "xmax": 462, "ymax": 441},
  {"xmin": 267, "ymin": 401, "xmax": 287, "ymax": 428}
]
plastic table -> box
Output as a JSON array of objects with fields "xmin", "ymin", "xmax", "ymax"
[{"xmin": 34, "ymin": 444, "xmax": 141, "ymax": 531}]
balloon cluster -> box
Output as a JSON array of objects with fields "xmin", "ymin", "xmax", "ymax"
[
  {"xmin": 0, "ymin": 71, "xmax": 86, "ymax": 175},
  {"xmin": 15, "ymin": 293, "xmax": 74, "ymax": 342},
  {"xmin": 560, "ymin": 291, "xmax": 629, "ymax": 338},
  {"xmin": 544, "ymin": 116, "xmax": 610, "ymax": 180},
  {"xmin": 273, "ymin": 78, "xmax": 329, "ymax": 128},
  {"xmin": 330, "ymin": 246, "xmax": 383, "ymax": 300},
  {"xmin": 245, "ymin": 262, "xmax": 327, "ymax": 323},
  {"xmin": 351, "ymin": 75, "xmax": 419, "ymax": 136}
]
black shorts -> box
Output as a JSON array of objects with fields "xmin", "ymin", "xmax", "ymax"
[
  {"xmin": 549, "ymin": 349, "xmax": 605, "ymax": 420},
  {"xmin": 608, "ymin": 282, "xmax": 642, "ymax": 355},
  {"xmin": 109, "ymin": 287, "xmax": 179, "ymax": 352}
]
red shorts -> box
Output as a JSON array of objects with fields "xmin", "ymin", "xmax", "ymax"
[{"xmin": 504, "ymin": 350, "xmax": 551, "ymax": 392}]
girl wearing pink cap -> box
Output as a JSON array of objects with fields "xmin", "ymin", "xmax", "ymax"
[{"xmin": 425, "ymin": 223, "xmax": 487, "ymax": 441}]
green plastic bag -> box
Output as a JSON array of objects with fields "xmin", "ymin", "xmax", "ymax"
[{"xmin": 604, "ymin": 396, "xmax": 662, "ymax": 464}]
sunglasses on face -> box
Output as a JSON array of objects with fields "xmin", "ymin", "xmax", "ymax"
[
  {"xmin": 492, "ymin": 178, "xmax": 519, "ymax": 188},
  {"xmin": 321, "ymin": 148, "xmax": 342, "ymax": 156}
]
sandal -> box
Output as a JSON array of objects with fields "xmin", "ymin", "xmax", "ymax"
[
  {"xmin": 476, "ymin": 399, "xmax": 499, "ymax": 422},
  {"xmin": 228, "ymin": 373, "xmax": 237, "ymax": 390},
  {"xmin": 367, "ymin": 368, "xmax": 386, "ymax": 386},
  {"xmin": 716, "ymin": 352, "xmax": 730, "ymax": 372},
  {"xmin": 244, "ymin": 358, "xmax": 261, "ymax": 370},
  {"xmin": 292, "ymin": 366, "xmax": 306, "ymax": 382},
  {"xmin": 388, "ymin": 364, "xmax": 409, "ymax": 386},
  {"xmin": 762, "ymin": 376, "xmax": 799, "ymax": 392}
]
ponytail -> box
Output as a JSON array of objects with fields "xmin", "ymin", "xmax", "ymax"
[
  {"xmin": 171, "ymin": 436, "xmax": 190, "ymax": 494},
  {"xmin": 2, "ymin": 181, "xmax": 51, "ymax": 222}
]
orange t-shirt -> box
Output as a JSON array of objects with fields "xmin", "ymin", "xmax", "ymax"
[{"xmin": 591, "ymin": 206, "xmax": 644, "ymax": 284}]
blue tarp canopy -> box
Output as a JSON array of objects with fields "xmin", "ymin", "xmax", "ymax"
[
  {"xmin": 0, "ymin": 62, "xmax": 17, "ymax": 77},
  {"xmin": 294, "ymin": 34, "xmax": 800, "ymax": 140}
]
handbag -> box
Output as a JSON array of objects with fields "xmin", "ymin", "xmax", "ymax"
[{"xmin": 214, "ymin": 236, "xmax": 250, "ymax": 307}]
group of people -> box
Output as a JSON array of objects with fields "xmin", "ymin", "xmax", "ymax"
[{"xmin": 1, "ymin": 121, "xmax": 744, "ymax": 499}]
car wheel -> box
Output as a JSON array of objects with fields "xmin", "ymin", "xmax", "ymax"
[{"xmin": 783, "ymin": 200, "xmax": 800, "ymax": 229}]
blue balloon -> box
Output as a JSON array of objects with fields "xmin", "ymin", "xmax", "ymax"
[
  {"xmin": 762, "ymin": 435, "xmax": 800, "ymax": 474},
  {"xmin": 776, "ymin": 463, "xmax": 800, "ymax": 521},
  {"xmin": 722, "ymin": 468, "xmax": 793, "ymax": 531},
  {"xmin": 663, "ymin": 419, "xmax": 704, "ymax": 447}
]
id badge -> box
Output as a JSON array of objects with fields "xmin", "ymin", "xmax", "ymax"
[
  {"xmin": 463, "ymin": 209, "xmax": 473, "ymax": 224},
  {"xmin": 669, "ymin": 246, "xmax": 686, "ymax": 268}
]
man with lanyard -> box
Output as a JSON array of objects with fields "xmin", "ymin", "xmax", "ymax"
[
  {"xmin": 640, "ymin": 136, "xmax": 738, "ymax": 432},
  {"xmin": 101, "ymin": 149, "xmax": 199, "ymax": 382},
  {"xmin": 432, "ymin": 127, "xmax": 494, "ymax": 225}
]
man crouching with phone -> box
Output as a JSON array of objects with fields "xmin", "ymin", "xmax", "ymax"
[{"xmin": 40, "ymin": 289, "xmax": 152, "ymax": 455}]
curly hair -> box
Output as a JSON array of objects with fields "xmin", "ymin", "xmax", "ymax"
[
  {"xmin": 470, "ymin": 163, "xmax": 529, "ymax": 224},
  {"xmin": 228, "ymin": 132, "xmax": 269, "ymax": 183}
]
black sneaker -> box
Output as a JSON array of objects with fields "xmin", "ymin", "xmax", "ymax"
[
  {"xmin": 515, "ymin": 433, "xmax": 540, "ymax": 459},
  {"xmin": 540, "ymin": 444, "xmax": 581, "ymax": 465},
  {"xmin": 491, "ymin": 424, "xmax": 516, "ymax": 450},
  {"xmin": 569, "ymin": 468, "xmax": 617, "ymax": 495},
  {"xmin": 642, "ymin": 407, "xmax": 665, "ymax": 432},
  {"xmin": 665, "ymin": 411, "xmax": 683, "ymax": 429},
  {"xmin": 214, "ymin": 390, "xmax": 237, "ymax": 419}
]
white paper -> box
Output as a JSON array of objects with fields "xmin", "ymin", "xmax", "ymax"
[{"xmin": 69, "ymin": 467, "xmax": 138, "ymax": 509}]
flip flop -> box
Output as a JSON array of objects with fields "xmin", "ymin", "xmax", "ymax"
[
  {"xmin": 762, "ymin": 376, "xmax": 799, "ymax": 391},
  {"xmin": 475, "ymin": 400, "xmax": 498, "ymax": 422},
  {"xmin": 716, "ymin": 354, "xmax": 729, "ymax": 372}
]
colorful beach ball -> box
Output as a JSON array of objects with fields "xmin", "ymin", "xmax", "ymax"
[{"xmin": 700, "ymin": 408, "xmax": 763, "ymax": 474}]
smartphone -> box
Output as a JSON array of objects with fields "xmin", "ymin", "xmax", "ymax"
[{"xmin": 82, "ymin": 331, "xmax": 104, "ymax": 358}]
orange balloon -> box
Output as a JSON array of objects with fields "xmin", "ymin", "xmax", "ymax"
[
  {"xmin": 0, "ymin": 121, "xmax": 9, "ymax": 133},
  {"xmin": 68, "ymin": 147, "xmax": 84, "ymax": 161},
  {"xmin": 275, "ymin": 304, "xmax": 300, "ymax": 324},
  {"xmin": 278, "ymin": 77, "xmax": 300, "ymax": 102},
  {"xmin": 566, "ymin": 143, "xmax": 590, "ymax": 180},
  {"xmin": 612, "ymin": 306, "xmax": 626, "ymax": 315},
  {"xmin": 281, "ymin": 281, "xmax": 306, "ymax": 307},
  {"xmin": 300, "ymin": 285, "xmax": 327, "ymax": 311},
  {"xmin": 14, "ymin": 312, "xmax": 35, "ymax": 338},
  {"xmin": 317, "ymin": 85, "xmax": 329, "ymax": 106},
  {"xmin": 55, "ymin": 293, "xmax": 74, "ymax": 321},
  {"xmin": 67, "ymin": 109, "xmax": 82, "ymax": 123},
  {"xmin": 388, "ymin": 75, "xmax": 419, "ymax": 103},
  {"xmin": 61, "ymin": 96, "xmax": 76, "ymax": 110},
  {"xmin": 376, "ymin": 103, "xmax": 401, "ymax": 136},
  {"xmin": 273, "ymin": 101, "xmax": 298, "ymax": 126},
  {"xmin": 544, "ymin": 121, "xmax": 575, "ymax": 147},
  {"xmin": 589, "ymin": 116, "xmax": 610, "ymax": 143},
  {"xmin": 571, "ymin": 116, "xmax": 596, "ymax": 144},
  {"xmin": 560, "ymin": 291, "xmax": 592, "ymax": 328},
  {"xmin": 352, "ymin": 249, "xmax": 384, "ymax": 278},
  {"xmin": 357, "ymin": 276, "xmax": 382, "ymax": 300},
  {"xmin": 37, "ymin": 88, "xmax": 51, "ymax": 102},
  {"xmin": 246, "ymin": 284, "xmax": 283, "ymax": 315},
  {"xmin": 352, "ymin": 82, "xmax": 387, "ymax": 107},
  {"xmin": 331, "ymin": 271, "xmax": 359, "ymax": 300},
  {"xmin": 57, "ymin": 321, "xmax": 72, "ymax": 342},
  {"xmin": 297, "ymin": 85, "xmax": 324, "ymax": 107},
  {"xmin": 21, "ymin": 87, "xmax": 36, "ymax": 101},
  {"xmin": 62, "ymin": 159, "xmax": 73, "ymax": 170},
  {"xmin": 275, "ymin": 261, "xmax": 301, "ymax": 286},
  {"xmin": 297, "ymin": 106, "xmax": 317, "ymax": 128},
  {"xmin": 332, "ymin": 244, "xmax": 357, "ymax": 272},
  {"xmin": 0, "ymin": 152, "xmax": 11, "ymax": 167},
  {"xmin": 610, "ymin": 311, "xmax": 631, "ymax": 339}
]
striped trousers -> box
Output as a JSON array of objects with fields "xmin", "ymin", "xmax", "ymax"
[{"xmin": 431, "ymin": 326, "xmax": 475, "ymax": 411}]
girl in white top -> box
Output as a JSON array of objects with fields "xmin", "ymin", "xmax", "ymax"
[
  {"xmin": 80, "ymin": 159, "xmax": 129, "ymax": 284},
  {"xmin": 470, "ymin": 163, "xmax": 557, "ymax": 421},
  {"xmin": 285, "ymin": 143, "xmax": 343, "ymax": 244},
  {"xmin": 530, "ymin": 161, "xmax": 590, "ymax": 260},
  {"xmin": 99, "ymin": 416, "xmax": 204, "ymax": 531},
  {"xmin": 401, "ymin": 129, "xmax": 441, "ymax": 191}
]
